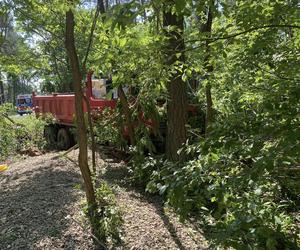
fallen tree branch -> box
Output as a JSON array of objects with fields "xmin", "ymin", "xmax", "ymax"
[
  {"xmin": 65, "ymin": 155, "xmax": 78, "ymax": 166},
  {"xmin": 0, "ymin": 113, "xmax": 25, "ymax": 127},
  {"xmin": 52, "ymin": 144, "xmax": 79, "ymax": 160},
  {"xmin": 60, "ymin": 143, "xmax": 78, "ymax": 156},
  {"xmin": 118, "ymin": 85, "xmax": 135, "ymax": 146}
]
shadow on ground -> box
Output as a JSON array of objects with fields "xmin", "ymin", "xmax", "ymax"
[
  {"xmin": 101, "ymin": 160, "xmax": 206, "ymax": 250},
  {"xmin": 0, "ymin": 160, "xmax": 93, "ymax": 250}
]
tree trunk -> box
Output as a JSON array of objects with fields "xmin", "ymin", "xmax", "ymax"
[
  {"xmin": 83, "ymin": 95, "xmax": 97, "ymax": 173},
  {"xmin": 140, "ymin": 0, "xmax": 147, "ymax": 21},
  {"xmin": 118, "ymin": 85, "xmax": 135, "ymax": 146},
  {"xmin": 202, "ymin": 1, "xmax": 214, "ymax": 137},
  {"xmin": 0, "ymin": 78, "xmax": 4, "ymax": 104},
  {"xmin": 65, "ymin": 7, "xmax": 95, "ymax": 205},
  {"xmin": 163, "ymin": 2, "xmax": 187, "ymax": 161},
  {"xmin": 81, "ymin": 0, "xmax": 106, "ymax": 174}
]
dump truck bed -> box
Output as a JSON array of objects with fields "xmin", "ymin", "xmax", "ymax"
[
  {"xmin": 33, "ymin": 92, "xmax": 117, "ymax": 126},
  {"xmin": 33, "ymin": 93, "xmax": 77, "ymax": 125}
]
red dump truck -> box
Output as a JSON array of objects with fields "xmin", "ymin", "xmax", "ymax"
[
  {"xmin": 33, "ymin": 72, "xmax": 119, "ymax": 149},
  {"xmin": 33, "ymin": 72, "xmax": 203, "ymax": 150}
]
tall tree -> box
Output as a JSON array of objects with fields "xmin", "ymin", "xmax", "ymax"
[
  {"xmin": 163, "ymin": 1, "xmax": 187, "ymax": 161},
  {"xmin": 65, "ymin": 2, "xmax": 96, "ymax": 206},
  {"xmin": 202, "ymin": 0, "xmax": 214, "ymax": 137}
]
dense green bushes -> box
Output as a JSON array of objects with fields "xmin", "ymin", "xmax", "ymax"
[
  {"xmin": 0, "ymin": 104, "xmax": 46, "ymax": 161},
  {"xmin": 129, "ymin": 97, "xmax": 300, "ymax": 248},
  {"xmin": 93, "ymin": 108, "xmax": 126, "ymax": 148},
  {"xmin": 83, "ymin": 182, "xmax": 123, "ymax": 245},
  {"xmin": 90, "ymin": 16, "xmax": 300, "ymax": 247}
]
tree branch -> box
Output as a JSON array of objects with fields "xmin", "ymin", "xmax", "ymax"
[
  {"xmin": 185, "ymin": 24, "xmax": 300, "ymax": 51},
  {"xmin": 82, "ymin": 0, "xmax": 105, "ymax": 71},
  {"xmin": 210, "ymin": 24, "xmax": 300, "ymax": 42}
]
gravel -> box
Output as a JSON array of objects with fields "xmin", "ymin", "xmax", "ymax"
[
  {"xmin": 0, "ymin": 153, "xmax": 93, "ymax": 250},
  {"xmin": 0, "ymin": 149, "xmax": 208, "ymax": 249}
]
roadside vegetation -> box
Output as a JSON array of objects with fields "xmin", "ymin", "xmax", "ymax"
[{"xmin": 0, "ymin": 103, "xmax": 46, "ymax": 161}]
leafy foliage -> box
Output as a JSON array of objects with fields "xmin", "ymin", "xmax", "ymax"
[
  {"xmin": 1, "ymin": 0, "xmax": 299, "ymax": 248},
  {"xmin": 84, "ymin": 182, "xmax": 123, "ymax": 245},
  {"xmin": 0, "ymin": 107, "xmax": 46, "ymax": 161},
  {"xmin": 93, "ymin": 108, "xmax": 125, "ymax": 147},
  {"xmin": 125, "ymin": 1, "xmax": 300, "ymax": 248}
]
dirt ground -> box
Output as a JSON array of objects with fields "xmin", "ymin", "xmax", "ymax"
[{"xmin": 0, "ymin": 149, "xmax": 208, "ymax": 250}]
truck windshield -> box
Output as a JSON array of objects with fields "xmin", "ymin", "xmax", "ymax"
[
  {"xmin": 17, "ymin": 98, "xmax": 31, "ymax": 105},
  {"xmin": 17, "ymin": 99, "xmax": 26, "ymax": 104}
]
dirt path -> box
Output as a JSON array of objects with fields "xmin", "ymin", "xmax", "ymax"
[
  {"xmin": 0, "ymin": 150, "xmax": 207, "ymax": 249},
  {"xmin": 0, "ymin": 153, "xmax": 93, "ymax": 250}
]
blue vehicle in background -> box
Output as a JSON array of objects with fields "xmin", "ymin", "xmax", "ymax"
[{"xmin": 16, "ymin": 94, "xmax": 33, "ymax": 116}]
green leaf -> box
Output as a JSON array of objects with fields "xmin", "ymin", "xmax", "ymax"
[
  {"xmin": 159, "ymin": 184, "xmax": 168, "ymax": 195},
  {"xmin": 119, "ymin": 37, "xmax": 127, "ymax": 48},
  {"xmin": 175, "ymin": 0, "xmax": 186, "ymax": 13},
  {"xmin": 254, "ymin": 188, "xmax": 262, "ymax": 196},
  {"xmin": 266, "ymin": 238, "xmax": 277, "ymax": 250}
]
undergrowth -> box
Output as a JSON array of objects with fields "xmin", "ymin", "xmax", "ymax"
[
  {"xmin": 0, "ymin": 104, "xmax": 46, "ymax": 161},
  {"xmin": 93, "ymin": 107, "xmax": 127, "ymax": 148},
  {"xmin": 129, "ymin": 123, "xmax": 300, "ymax": 249},
  {"xmin": 83, "ymin": 182, "xmax": 123, "ymax": 246},
  {"xmin": 91, "ymin": 98, "xmax": 300, "ymax": 249}
]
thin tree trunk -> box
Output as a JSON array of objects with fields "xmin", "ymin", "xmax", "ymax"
[
  {"xmin": 118, "ymin": 85, "xmax": 135, "ymax": 146},
  {"xmin": 140, "ymin": 0, "xmax": 147, "ymax": 21},
  {"xmin": 12, "ymin": 75, "xmax": 17, "ymax": 104},
  {"xmin": 163, "ymin": 2, "xmax": 187, "ymax": 161},
  {"xmin": 0, "ymin": 78, "xmax": 4, "ymax": 104},
  {"xmin": 82, "ymin": 0, "xmax": 104, "ymax": 70},
  {"xmin": 83, "ymin": 95, "xmax": 97, "ymax": 173},
  {"xmin": 65, "ymin": 6, "xmax": 95, "ymax": 205},
  {"xmin": 81, "ymin": 0, "xmax": 105, "ymax": 174},
  {"xmin": 155, "ymin": 6, "xmax": 160, "ymax": 32},
  {"xmin": 105, "ymin": 0, "xmax": 109, "ymax": 11},
  {"xmin": 202, "ymin": 1, "xmax": 214, "ymax": 137}
]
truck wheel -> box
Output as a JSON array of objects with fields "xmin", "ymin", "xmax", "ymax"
[
  {"xmin": 57, "ymin": 128, "xmax": 71, "ymax": 150},
  {"xmin": 44, "ymin": 125, "xmax": 57, "ymax": 145},
  {"xmin": 68, "ymin": 127, "xmax": 77, "ymax": 146}
]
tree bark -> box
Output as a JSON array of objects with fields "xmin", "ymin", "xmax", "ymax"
[
  {"xmin": 65, "ymin": 6, "xmax": 95, "ymax": 205},
  {"xmin": 140, "ymin": 0, "xmax": 147, "ymax": 21},
  {"xmin": 81, "ymin": 0, "xmax": 106, "ymax": 174},
  {"xmin": 202, "ymin": 1, "xmax": 214, "ymax": 137},
  {"xmin": 0, "ymin": 78, "xmax": 4, "ymax": 104},
  {"xmin": 118, "ymin": 85, "xmax": 135, "ymax": 146},
  {"xmin": 83, "ymin": 95, "xmax": 97, "ymax": 173},
  {"xmin": 163, "ymin": 2, "xmax": 187, "ymax": 161}
]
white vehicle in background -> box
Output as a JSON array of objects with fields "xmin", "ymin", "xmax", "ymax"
[{"xmin": 16, "ymin": 94, "xmax": 33, "ymax": 116}]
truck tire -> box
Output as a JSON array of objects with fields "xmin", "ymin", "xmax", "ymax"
[
  {"xmin": 44, "ymin": 125, "xmax": 57, "ymax": 145},
  {"xmin": 57, "ymin": 128, "xmax": 71, "ymax": 150}
]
